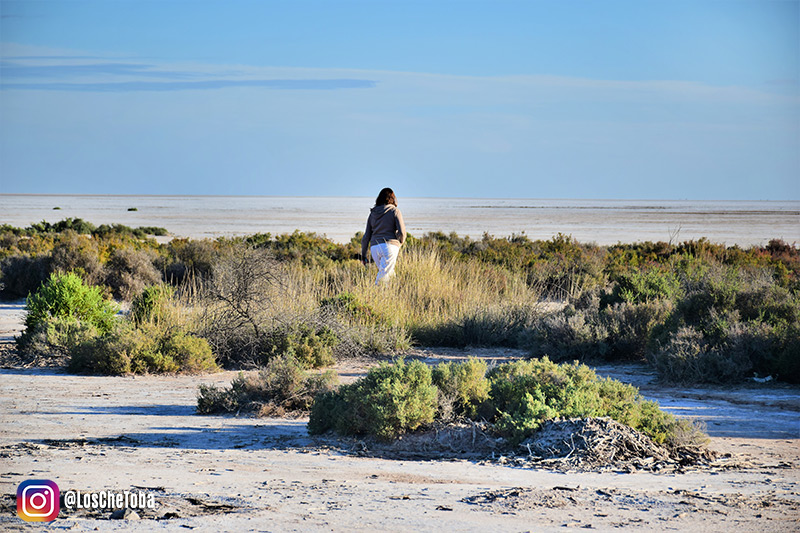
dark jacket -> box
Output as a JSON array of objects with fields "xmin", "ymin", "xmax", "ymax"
[{"xmin": 361, "ymin": 204, "xmax": 407, "ymax": 259}]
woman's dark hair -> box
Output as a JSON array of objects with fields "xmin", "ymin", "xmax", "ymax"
[{"xmin": 375, "ymin": 188, "xmax": 397, "ymax": 206}]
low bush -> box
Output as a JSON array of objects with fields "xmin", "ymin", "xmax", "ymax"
[
  {"xmin": 264, "ymin": 324, "xmax": 338, "ymax": 369},
  {"xmin": 158, "ymin": 329, "xmax": 218, "ymax": 373},
  {"xmin": 308, "ymin": 357, "xmax": 703, "ymax": 449},
  {"xmin": 20, "ymin": 271, "xmax": 117, "ymax": 352},
  {"xmin": 525, "ymin": 305, "xmax": 609, "ymax": 361},
  {"xmin": 29, "ymin": 218, "xmax": 96, "ymax": 235},
  {"xmin": 649, "ymin": 323, "xmax": 773, "ymax": 384},
  {"xmin": 69, "ymin": 322, "xmax": 217, "ymax": 375},
  {"xmin": 432, "ymin": 358, "xmax": 490, "ymax": 419},
  {"xmin": 525, "ymin": 234, "xmax": 607, "ymax": 300},
  {"xmin": 602, "ymin": 299, "xmax": 674, "ymax": 360},
  {"xmin": 49, "ymin": 231, "xmax": 103, "ymax": 285},
  {"xmin": 770, "ymin": 325, "xmax": 800, "ymax": 383},
  {"xmin": 104, "ymin": 248, "xmax": 162, "ymax": 301},
  {"xmin": 321, "ymin": 292, "xmax": 386, "ymax": 325},
  {"xmin": 18, "ymin": 316, "xmax": 99, "ymax": 362},
  {"xmin": 607, "ymin": 266, "xmax": 682, "ymax": 305},
  {"xmin": 130, "ymin": 284, "xmax": 176, "ymax": 325},
  {"xmin": 197, "ymin": 354, "xmax": 338, "ymax": 416},
  {"xmin": 643, "ymin": 264, "xmax": 800, "ymax": 383},
  {"xmin": 163, "ymin": 238, "xmax": 219, "ymax": 282},
  {"xmin": 485, "ymin": 358, "xmax": 693, "ymax": 446},
  {"xmin": 93, "ymin": 224, "xmax": 167, "ymax": 238},
  {"xmin": 68, "ymin": 324, "xmax": 145, "ymax": 374},
  {"xmin": 308, "ymin": 358, "xmax": 438, "ymax": 440},
  {"xmin": 0, "ymin": 254, "xmax": 50, "ymax": 299}
]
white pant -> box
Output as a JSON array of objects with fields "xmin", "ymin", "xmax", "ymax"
[{"xmin": 370, "ymin": 242, "xmax": 400, "ymax": 284}]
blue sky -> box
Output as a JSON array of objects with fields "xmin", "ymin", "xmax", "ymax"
[{"xmin": 1, "ymin": 0, "xmax": 798, "ymax": 199}]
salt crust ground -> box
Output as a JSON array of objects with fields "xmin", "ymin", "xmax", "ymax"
[{"xmin": 1, "ymin": 302, "xmax": 799, "ymax": 531}]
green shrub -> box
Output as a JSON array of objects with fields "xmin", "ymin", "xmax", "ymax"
[
  {"xmin": 608, "ymin": 266, "xmax": 681, "ymax": 305},
  {"xmin": 309, "ymin": 357, "xmax": 704, "ymax": 448},
  {"xmin": 736, "ymin": 284, "xmax": 799, "ymax": 327},
  {"xmin": 525, "ymin": 305, "xmax": 609, "ymax": 361},
  {"xmin": 159, "ymin": 330, "xmax": 218, "ymax": 373},
  {"xmin": 22, "ymin": 271, "xmax": 117, "ymax": 344},
  {"xmin": 29, "ymin": 218, "xmax": 96, "ymax": 235},
  {"xmin": 69, "ymin": 323, "xmax": 217, "ymax": 375},
  {"xmin": 308, "ymin": 358, "xmax": 438, "ymax": 440},
  {"xmin": 269, "ymin": 230, "xmax": 354, "ymax": 265},
  {"xmin": 648, "ymin": 326, "xmax": 754, "ymax": 384},
  {"xmin": 18, "ymin": 316, "xmax": 99, "ymax": 361},
  {"xmin": 265, "ymin": 324, "xmax": 337, "ymax": 368},
  {"xmin": 130, "ymin": 284, "xmax": 176, "ymax": 325},
  {"xmin": 487, "ymin": 358, "xmax": 600, "ymax": 444},
  {"xmin": 92, "ymin": 223, "xmax": 166, "ymax": 239},
  {"xmin": 163, "ymin": 238, "xmax": 219, "ymax": 282},
  {"xmin": 526, "ymin": 297, "xmax": 674, "ymax": 363},
  {"xmin": 49, "ymin": 231, "xmax": 103, "ymax": 285},
  {"xmin": 676, "ymin": 265, "xmax": 743, "ymax": 328},
  {"xmin": 593, "ymin": 378, "xmax": 695, "ymax": 447},
  {"xmin": 68, "ymin": 324, "xmax": 142, "ymax": 374},
  {"xmin": 321, "ymin": 292, "xmax": 386, "ymax": 325},
  {"xmin": 485, "ymin": 358, "xmax": 689, "ymax": 446},
  {"xmin": 197, "ymin": 354, "xmax": 338, "ymax": 415},
  {"xmin": 770, "ymin": 324, "xmax": 800, "ymax": 383},
  {"xmin": 602, "ymin": 299, "xmax": 674, "ymax": 360},
  {"xmin": 431, "ymin": 358, "xmax": 490, "ymax": 418}
]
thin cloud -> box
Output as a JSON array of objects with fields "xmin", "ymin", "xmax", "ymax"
[
  {"xmin": 1, "ymin": 79, "xmax": 377, "ymax": 91},
  {"xmin": 0, "ymin": 53, "xmax": 376, "ymax": 91},
  {"xmin": 0, "ymin": 61, "xmax": 192, "ymax": 79},
  {"xmin": 1, "ymin": 46, "xmax": 793, "ymax": 106}
]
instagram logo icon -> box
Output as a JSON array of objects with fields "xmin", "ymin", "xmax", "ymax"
[{"xmin": 17, "ymin": 480, "xmax": 60, "ymax": 522}]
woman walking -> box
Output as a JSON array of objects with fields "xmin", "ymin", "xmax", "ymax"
[{"xmin": 361, "ymin": 187, "xmax": 407, "ymax": 284}]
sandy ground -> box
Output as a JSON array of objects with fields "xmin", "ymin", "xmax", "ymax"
[{"xmin": 1, "ymin": 302, "xmax": 799, "ymax": 531}]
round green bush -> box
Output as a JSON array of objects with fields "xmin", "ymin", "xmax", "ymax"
[
  {"xmin": 309, "ymin": 358, "xmax": 437, "ymax": 440},
  {"xmin": 21, "ymin": 271, "xmax": 117, "ymax": 351},
  {"xmin": 486, "ymin": 358, "xmax": 686, "ymax": 446}
]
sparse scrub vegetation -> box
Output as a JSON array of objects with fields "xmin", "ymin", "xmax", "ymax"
[
  {"xmin": 3, "ymin": 219, "xmax": 797, "ymax": 383},
  {"xmin": 17, "ymin": 271, "xmax": 215, "ymax": 375},
  {"xmin": 196, "ymin": 354, "xmax": 338, "ymax": 416}
]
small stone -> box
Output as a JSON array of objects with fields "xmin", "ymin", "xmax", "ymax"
[{"xmin": 110, "ymin": 508, "xmax": 140, "ymax": 520}]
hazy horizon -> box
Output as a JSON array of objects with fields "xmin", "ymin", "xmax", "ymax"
[
  {"xmin": 4, "ymin": 192, "xmax": 799, "ymax": 202},
  {"xmin": 3, "ymin": 195, "xmax": 798, "ymax": 247}
]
